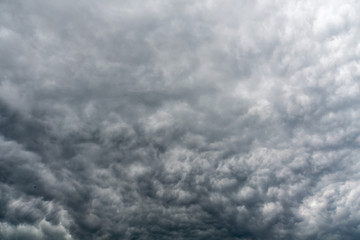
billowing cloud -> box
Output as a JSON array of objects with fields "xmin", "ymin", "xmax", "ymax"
[{"xmin": 1, "ymin": 0, "xmax": 360, "ymax": 239}]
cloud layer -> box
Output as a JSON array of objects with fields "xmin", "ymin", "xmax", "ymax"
[{"xmin": 1, "ymin": 0, "xmax": 360, "ymax": 239}]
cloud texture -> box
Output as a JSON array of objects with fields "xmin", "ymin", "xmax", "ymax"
[{"xmin": 1, "ymin": 0, "xmax": 360, "ymax": 239}]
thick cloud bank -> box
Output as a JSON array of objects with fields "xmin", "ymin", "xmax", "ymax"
[{"xmin": 1, "ymin": 0, "xmax": 360, "ymax": 239}]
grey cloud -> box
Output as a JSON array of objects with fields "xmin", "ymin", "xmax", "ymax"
[{"xmin": 1, "ymin": 0, "xmax": 360, "ymax": 239}]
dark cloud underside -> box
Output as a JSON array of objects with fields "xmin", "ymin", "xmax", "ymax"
[{"xmin": 1, "ymin": 0, "xmax": 360, "ymax": 239}]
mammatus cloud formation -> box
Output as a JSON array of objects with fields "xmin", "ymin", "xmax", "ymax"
[{"xmin": 1, "ymin": 0, "xmax": 360, "ymax": 239}]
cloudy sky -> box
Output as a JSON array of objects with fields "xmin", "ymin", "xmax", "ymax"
[{"xmin": 1, "ymin": 0, "xmax": 360, "ymax": 239}]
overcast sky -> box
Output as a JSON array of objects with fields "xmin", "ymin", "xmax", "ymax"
[{"xmin": 1, "ymin": 0, "xmax": 360, "ymax": 239}]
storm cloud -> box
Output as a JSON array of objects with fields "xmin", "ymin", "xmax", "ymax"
[{"xmin": 1, "ymin": 0, "xmax": 360, "ymax": 239}]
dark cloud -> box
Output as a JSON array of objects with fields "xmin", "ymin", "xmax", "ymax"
[{"xmin": 1, "ymin": 0, "xmax": 360, "ymax": 239}]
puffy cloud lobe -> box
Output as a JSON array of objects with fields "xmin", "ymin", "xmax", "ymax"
[{"xmin": 1, "ymin": 0, "xmax": 360, "ymax": 239}]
